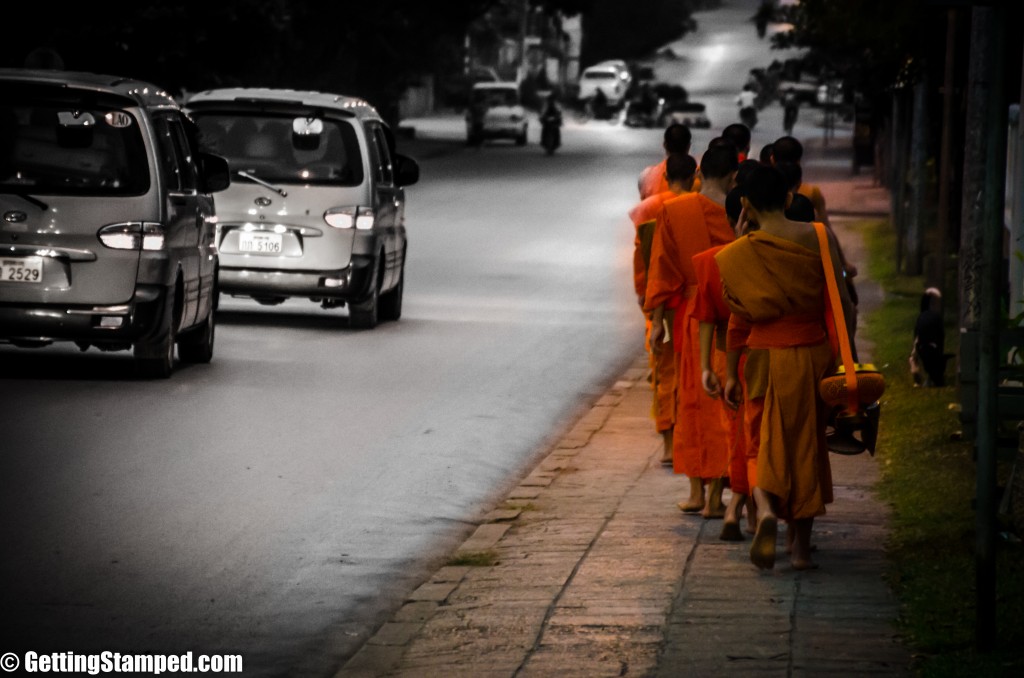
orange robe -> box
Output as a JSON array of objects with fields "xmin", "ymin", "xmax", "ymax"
[
  {"xmin": 690, "ymin": 246, "xmax": 745, "ymax": 493},
  {"xmin": 645, "ymin": 193, "xmax": 735, "ymax": 479},
  {"xmin": 638, "ymin": 159, "xmax": 668, "ymax": 200},
  {"xmin": 797, "ymin": 182, "xmax": 826, "ymax": 217},
  {"xmin": 629, "ymin": 191, "xmax": 677, "ymax": 432},
  {"xmin": 714, "ymin": 230, "xmax": 835, "ymax": 520},
  {"xmin": 638, "ymin": 159, "xmax": 700, "ymax": 200},
  {"xmin": 726, "ymin": 314, "xmax": 766, "ymax": 492}
]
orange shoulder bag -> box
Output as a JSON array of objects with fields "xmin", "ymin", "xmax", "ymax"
[{"xmin": 814, "ymin": 222, "xmax": 884, "ymax": 455}]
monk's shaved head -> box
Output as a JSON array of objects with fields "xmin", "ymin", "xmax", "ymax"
[
  {"xmin": 745, "ymin": 165, "xmax": 789, "ymax": 212},
  {"xmin": 700, "ymin": 145, "xmax": 738, "ymax": 179},
  {"xmin": 663, "ymin": 124, "xmax": 692, "ymax": 154}
]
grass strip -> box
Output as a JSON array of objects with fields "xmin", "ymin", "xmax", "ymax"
[{"xmin": 861, "ymin": 219, "xmax": 1024, "ymax": 677}]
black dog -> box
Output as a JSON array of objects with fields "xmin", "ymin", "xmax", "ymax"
[{"xmin": 910, "ymin": 288, "xmax": 947, "ymax": 387}]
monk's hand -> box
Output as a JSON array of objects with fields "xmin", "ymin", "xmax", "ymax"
[
  {"xmin": 736, "ymin": 206, "xmax": 749, "ymax": 236},
  {"xmin": 723, "ymin": 377, "xmax": 742, "ymax": 410},
  {"xmin": 649, "ymin": 323, "xmax": 665, "ymax": 353},
  {"xmin": 702, "ymin": 369, "xmax": 721, "ymax": 399}
]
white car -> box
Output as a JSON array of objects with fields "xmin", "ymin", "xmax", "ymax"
[
  {"xmin": 578, "ymin": 63, "xmax": 631, "ymax": 105},
  {"xmin": 466, "ymin": 82, "xmax": 528, "ymax": 146}
]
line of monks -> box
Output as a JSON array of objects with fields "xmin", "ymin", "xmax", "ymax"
[{"xmin": 628, "ymin": 123, "xmax": 857, "ymax": 570}]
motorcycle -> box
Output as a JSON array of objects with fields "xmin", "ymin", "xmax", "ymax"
[{"xmin": 540, "ymin": 109, "xmax": 562, "ymax": 155}]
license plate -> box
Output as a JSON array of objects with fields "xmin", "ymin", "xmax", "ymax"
[
  {"xmin": 1, "ymin": 256, "xmax": 43, "ymax": 283},
  {"xmin": 238, "ymin": 232, "xmax": 283, "ymax": 254}
]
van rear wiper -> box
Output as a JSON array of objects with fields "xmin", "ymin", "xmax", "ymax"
[
  {"xmin": 1, "ymin": 190, "xmax": 49, "ymax": 211},
  {"xmin": 234, "ymin": 170, "xmax": 288, "ymax": 198}
]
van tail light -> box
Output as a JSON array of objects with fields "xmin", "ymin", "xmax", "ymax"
[
  {"xmin": 324, "ymin": 206, "xmax": 375, "ymax": 230},
  {"xmin": 98, "ymin": 222, "xmax": 165, "ymax": 250}
]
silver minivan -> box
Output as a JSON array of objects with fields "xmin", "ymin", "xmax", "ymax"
[
  {"xmin": 0, "ymin": 69, "xmax": 230, "ymax": 377},
  {"xmin": 185, "ymin": 88, "xmax": 420, "ymax": 329}
]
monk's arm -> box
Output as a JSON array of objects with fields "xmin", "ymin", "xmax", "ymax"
[
  {"xmin": 632, "ymin": 236, "xmax": 645, "ymax": 306},
  {"xmin": 723, "ymin": 349, "xmax": 742, "ymax": 410},
  {"xmin": 824, "ymin": 221, "xmax": 857, "ymax": 279},
  {"xmin": 827, "ymin": 233, "xmax": 853, "ymax": 308},
  {"xmin": 649, "ymin": 305, "xmax": 666, "ymax": 352},
  {"xmin": 812, "ymin": 189, "xmax": 832, "ymax": 230},
  {"xmin": 643, "ymin": 208, "xmax": 682, "ymax": 312},
  {"xmin": 699, "ymin": 321, "xmax": 720, "ymax": 398}
]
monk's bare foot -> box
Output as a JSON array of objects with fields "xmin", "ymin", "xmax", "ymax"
[
  {"xmin": 678, "ymin": 477, "xmax": 704, "ymax": 512},
  {"xmin": 750, "ymin": 515, "xmax": 778, "ymax": 570},
  {"xmin": 790, "ymin": 557, "xmax": 819, "ymax": 571},
  {"xmin": 702, "ymin": 505, "xmax": 726, "ymax": 519},
  {"xmin": 660, "ymin": 429, "xmax": 673, "ymax": 465},
  {"xmin": 677, "ymin": 500, "xmax": 703, "ymax": 513},
  {"xmin": 785, "ymin": 543, "xmax": 818, "ymax": 555},
  {"xmin": 719, "ymin": 521, "xmax": 744, "ymax": 541}
]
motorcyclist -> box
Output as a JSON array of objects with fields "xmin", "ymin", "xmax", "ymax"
[
  {"xmin": 540, "ymin": 93, "xmax": 563, "ymax": 154},
  {"xmin": 591, "ymin": 87, "xmax": 610, "ymax": 120},
  {"xmin": 736, "ymin": 84, "xmax": 758, "ymax": 129}
]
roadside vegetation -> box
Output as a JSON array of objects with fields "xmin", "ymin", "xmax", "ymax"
[{"xmin": 862, "ymin": 219, "xmax": 1024, "ymax": 677}]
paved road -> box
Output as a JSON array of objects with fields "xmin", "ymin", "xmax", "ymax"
[{"xmin": 0, "ymin": 87, "xmax": 660, "ymax": 678}]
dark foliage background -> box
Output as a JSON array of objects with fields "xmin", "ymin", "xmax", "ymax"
[{"xmin": 2, "ymin": 1, "xmax": 716, "ymax": 121}]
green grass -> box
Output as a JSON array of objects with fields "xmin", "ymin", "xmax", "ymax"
[{"xmin": 861, "ymin": 219, "xmax": 1024, "ymax": 677}]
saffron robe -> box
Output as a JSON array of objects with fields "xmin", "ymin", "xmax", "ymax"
[
  {"xmin": 629, "ymin": 191, "xmax": 677, "ymax": 432},
  {"xmin": 715, "ymin": 230, "xmax": 835, "ymax": 520},
  {"xmin": 727, "ymin": 314, "xmax": 767, "ymax": 491},
  {"xmin": 638, "ymin": 159, "xmax": 700, "ymax": 200},
  {"xmin": 691, "ymin": 246, "xmax": 746, "ymax": 493},
  {"xmin": 645, "ymin": 193, "xmax": 735, "ymax": 479},
  {"xmin": 638, "ymin": 159, "xmax": 668, "ymax": 200},
  {"xmin": 797, "ymin": 182, "xmax": 826, "ymax": 219}
]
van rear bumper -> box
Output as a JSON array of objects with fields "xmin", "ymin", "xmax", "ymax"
[
  {"xmin": 0, "ymin": 285, "xmax": 168, "ymax": 347},
  {"xmin": 219, "ymin": 256, "xmax": 374, "ymax": 301}
]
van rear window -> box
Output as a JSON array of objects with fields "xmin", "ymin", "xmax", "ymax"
[
  {"xmin": 193, "ymin": 113, "xmax": 364, "ymax": 187},
  {"xmin": 0, "ymin": 103, "xmax": 150, "ymax": 195}
]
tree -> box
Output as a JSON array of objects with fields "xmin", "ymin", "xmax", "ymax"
[
  {"xmin": 0, "ymin": 0, "xmax": 498, "ymax": 124},
  {"xmin": 578, "ymin": 0, "xmax": 699, "ymax": 69},
  {"xmin": 770, "ymin": 0, "xmax": 923, "ymax": 102}
]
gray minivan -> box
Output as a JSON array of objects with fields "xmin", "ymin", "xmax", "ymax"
[
  {"xmin": 0, "ymin": 69, "xmax": 230, "ymax": 377},
  {"xmin": 185, "ymin": 88, "xmax": 419, "ymax": 329}
]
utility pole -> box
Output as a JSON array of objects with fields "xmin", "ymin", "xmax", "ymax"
[
  {"xmin": 959, "ymin": 2, "xmax": 1007, "ymax": 651},
  {"xmin": 907, "ymin": 75, "xmax": 929, "ymax": 276},
  {"xmin": 518, "ymin": 0, "xmax": 530, "ymax": 83},
  {"xmin": 933, "ymin": 8, "xmax": 958, "ymax": 293}
]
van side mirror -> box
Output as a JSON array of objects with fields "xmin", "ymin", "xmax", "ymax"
[
  {"xmin": 394, "ymin": 154, "xmax": 419, "ymax": 187},
  {"xmin": 198, "ymin": 152, "xmax": 231, "ymax": 193}
]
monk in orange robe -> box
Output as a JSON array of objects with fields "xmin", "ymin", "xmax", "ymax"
[
  {"xmin": 638, "ymin": 124, "xmax": 696, "ymax": 199},
  {"xmin": 645, "ymin": 145, "xmax": 738, "ymax": 518},
  {"xmin": 724, "ymin": 314, "xmax": 767, "ymax": 537},
  {"xmin": 696, "ymin": 187, "xmax": 767, "ymax": 540},
  {"xmin": 771, "ymin": 136, "xmax": 860, "ymax": 353},
  {"xmin": 714, "ymin": 165, "xmax": 851, "ymax": 570},
  {"xmin": 691, "ymin": 243, "xmax": 747, "ymax": 537},
  {"xmin": 629, "ymin": 154, "xmax": 697, "ymax": 464}
]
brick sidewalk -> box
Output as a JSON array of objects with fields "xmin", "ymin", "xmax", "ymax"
[
  {"xmin": 339, "ymin": 112, "xmax": 911, "ymax": 677},
  {"xmin": 334, "ymin": 350, "xmax": 912, "ymax": 677}
]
